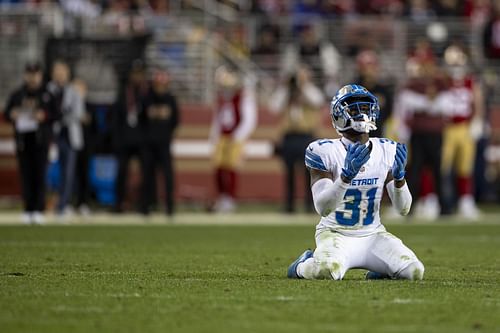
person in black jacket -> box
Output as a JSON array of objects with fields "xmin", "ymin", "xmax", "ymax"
[
  {"xmin": 112, "ymin": 60, "xmax": 149, "ymax": 213},
  {"xmin": 3, "ymin": 62, "xmax": 56, "ymax": 224},
  {"xmin": 140, "ymin": 68, "xmax": 179, "ymax": 216}
]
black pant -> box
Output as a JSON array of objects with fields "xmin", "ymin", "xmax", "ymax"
[
  {"xmin": 141, "ymin": 142, "xmax": 174, "ymax": 215},
  {"xmin": 114, "ymin": 144, "xmax": 145, "ymax": 212},
  {"xmin": 75, "ymin": 147, "xmax": 90, "ymax": 207},
  {"xmin": 280, "ymin": 133, "xmax": 314, "ymax": 213},
  {"xmin": 408, "ymin": 132, "xmax": 446, "ymax": 214},
  {"xmin": 15, "ymin": 132, "xmax": 49, "ymax": 212}
]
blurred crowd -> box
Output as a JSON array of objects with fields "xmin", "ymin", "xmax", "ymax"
[
  {"xmin": 2, "ymin": 35, "xmax": 493, "ymax": 223},
  {"xmin": 257, "ymin": 30, "xmax": 490, "ymax": 220},
  {"xmin": 1, "ymin": 0, "xmax": 500, "ymax": 224},
  {"xmin": 0, "ymin": 0, "xmax": 494, "ymax": 22}
]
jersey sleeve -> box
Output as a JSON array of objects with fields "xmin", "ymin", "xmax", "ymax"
[{"xmin": 304, "ymin": 140, "xmax": 330, "ymax": 172}]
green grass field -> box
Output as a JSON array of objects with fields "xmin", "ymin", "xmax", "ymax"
[{"xmin": 1, "ymin": 219, "xmax": 499, "ymax": 333}]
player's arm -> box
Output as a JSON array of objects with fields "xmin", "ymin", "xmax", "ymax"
[
  {"xmin": 385, "ymin": 143, "xmax": 412, "ymax": 216},
  {"xmin": 233, "ymin": 83, "xmax": 257, "ymax": 141},
  {"xmin": 309, "ymin": 143, "xmax": 370, "ymax": 217},
  {"xmin": 309, "ymin": 168, "xmax": 348, "ymax": 217}
]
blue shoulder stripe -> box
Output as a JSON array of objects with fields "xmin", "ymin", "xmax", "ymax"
[{"xmin": 305, "ymin": 149, "xmax": 328, "ymax": 172}]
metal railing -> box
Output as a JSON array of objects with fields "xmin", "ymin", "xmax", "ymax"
[
  {"xmin": 1, "ymin": 6, "xmax": 499, "ymax": 107},
  {"xmin": 0, "ymin": 5, "xmax": 62, "ymax": 106}
]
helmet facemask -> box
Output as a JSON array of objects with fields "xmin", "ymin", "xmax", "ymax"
[{"xmin": 331, "ymin": 95, "xmax": 379, "ymax": 133}]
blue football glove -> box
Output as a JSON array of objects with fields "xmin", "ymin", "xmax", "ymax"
[
  {"xmin": 341, "ymin": 142, "xmax": 371, "ymax": 181},
  {"xmin": 392, "ymin": 143, "xmax": 407, "ymax": 181}
]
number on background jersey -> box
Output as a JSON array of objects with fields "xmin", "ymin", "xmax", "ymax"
[
  {"xmin": 335, "ymin": 187, "xmax": 378, "ymax": 226},
  {"xmin": 318, "ymin": 139, "xmax": 334, "ymax": 146}
]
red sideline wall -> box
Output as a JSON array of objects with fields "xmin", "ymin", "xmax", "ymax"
[
  {"xmin": 3, "ymin": 105, "xmax": 498, "ymax": 204},
  {"xmin": 0, "ymin": 104, "xmax": 334, "ymax": 204}
]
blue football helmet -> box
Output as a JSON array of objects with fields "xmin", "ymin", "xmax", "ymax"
[{"xmin": 330, "ymin": 84, "xmax": 380, "ymax": 133}]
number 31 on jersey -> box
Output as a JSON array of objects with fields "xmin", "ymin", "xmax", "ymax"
[{"xmin": 336, "ymin": 187, "xmax": 377, "ymax": 226}]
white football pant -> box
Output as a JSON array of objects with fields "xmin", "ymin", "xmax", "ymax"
[{"xmin": 297, "ymin": 228, "xmax": 424, "ymax": 280}]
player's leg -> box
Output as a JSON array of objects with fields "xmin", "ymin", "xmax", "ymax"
[
  {"xmin": 456, "ymin": 123, "xmax": 479, "ymax": 218},
  {"xmin": 114, "ymin": 146, "xmax": 132, "ymax": 212},
  {"xmin": 408, "ymin": 133, "xmax": 425, "ymax": 208},
  {"xmin": 33, "ymin": 143, "xmax": 49, "ymax": 217},
  {"xmin": 55, "ymin": 137, "xmax": 77, "ymax": 215},
  {"xmin": 441, "ymin": 124, "xmax": 455, "ymax": 178},
  {"xmin": 16, "ymin": 136, "xmax": 35, "ymax": 215},
  {"xmin": 160, "ymin": 142, "xmax": 175, "ymax": 216},
  {"xmin": 226, "ymin": 139, "xmax": 242, "ymax": 199},
  {"xmin": 365, "ymin": 231, "xmax": 424, "ymax": 280},
  {"xmin": 428, "ymin": 133, "xmax": 447, "ymax": 215},
  {"xmin": 440, "ymin": 124, "xmax": 457, "ymax": 214},
  {"xmin": 213, "ymin": 137, "xmax": 229, "ymax": 211},
  {"xmin": 292, "ymin": 229, "xmax": 352, "ymax": 280},
  {"xmin": 139, "ymin": 146, "xmax": 154, "ymax": 215}
]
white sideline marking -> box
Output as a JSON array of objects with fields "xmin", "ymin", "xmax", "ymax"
[
  {"xmin": 51, "ymin": 305, "xmax": 122, "ymax": 314},
  {"xmin": 172, "ymin": 139, "xmax": 273, "ymax": 158},
  {"xmin": 0, "ymin": 212, "xmax": 318, "ymax": 225},
  {"xmin": 0, "ymin": 212, "xmax": 500, "ymax": 226}
]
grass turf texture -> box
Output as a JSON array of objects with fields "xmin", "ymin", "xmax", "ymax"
[{"xmin": 1, "ymin": 223, "xmax": 499, "ymax": 333}]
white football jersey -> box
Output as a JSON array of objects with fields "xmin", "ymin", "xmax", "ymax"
[{"xmin": 305, "ymin": 137, "xmax": 398, "ymax": 236}]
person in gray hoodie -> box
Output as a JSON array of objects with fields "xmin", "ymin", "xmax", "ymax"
[{"xmin": 47, "ymin": 60, "xmax": 85, "ymax": 218}]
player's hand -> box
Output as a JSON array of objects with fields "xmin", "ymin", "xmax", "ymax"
[
  {"xmin": 391, "ymin": 143, "xmax": 407, "ymax": 181},
  {"xmin": 469, "ymin": 116, "xmax": 483, "ymax": 141},
  {"xmin": 341, "ymin": 142, "xmax": 371, "ymax": 182}
]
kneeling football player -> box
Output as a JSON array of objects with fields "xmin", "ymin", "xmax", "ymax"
[{"xmin": 287, "ymin": 84, "xmax": 424, "ymax": 280}]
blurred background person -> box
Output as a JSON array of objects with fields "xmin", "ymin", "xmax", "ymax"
[
  {"xmin": 353, "ymin": 49, "xmax": 394, "ymax": 138},
  {"xmin": 281, "ymin": 22, "xmax": 341, "ymax": 97},
  {"xmin": 72, "ymin": 78, "xmax": 92, "ymax": 217},
  {"xmin": 404, "ymin": 0, "xmax": 436, "ymax": 22},
  {"xmin": 1, "ymin": 1, "xmax": 500, "ymax": 219},
  {"xmin": 251, "ymin": 23, "xmax": 280, "ymax": 56},
  {"xmin": 140, "ymin": 68, "xmax": 179, "ymax": 217},
  {"xmin": 47, "ymin": 60, "xmax": 85, "ymax": 219},
  {"xmin": 482, "ymin": 0, "xmax": 500, "ymax": 59},
  {"xmin": 434, "ymin": 0, "xmax": 464, "ymax": 17},
  {"xmin": 393, "ymin": 43, "xmax": 447, "ymax": 219},
  {"xmin": 112, "ymin": 60, "xmax": 149, "ymax": 214},
  {"xmin": 210, "ymin": 65, "xmax": 257, "ymax": 213},
  {"xmin": 3, "ymin": 62, "xmax": 54, "ymax": 224},
  {"xmin": 268, "ymin": 65, "xmax": 323, "ymax": 213},
  {"xmin": 433, "ymin": 43, "xmax": 484, "ymax": 219}
]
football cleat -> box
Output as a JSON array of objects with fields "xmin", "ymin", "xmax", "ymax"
[
  {"xmin": 287, "ymin": 249, "xmax": 314, "ymax": 279},
  {"xmin": 458, "ymin": 195, "xmax": 480, "ymax": 220},
  {"xmin": 365, "ymin": 271, "xmax": 391, "ymax": 280}
]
